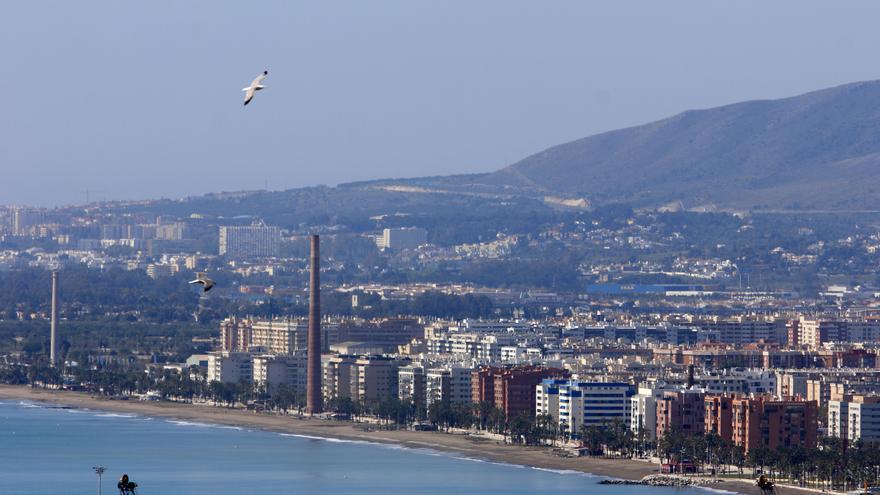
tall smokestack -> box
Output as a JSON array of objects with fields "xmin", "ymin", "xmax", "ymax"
[
  {"xmin": 306, "ymin": 235, "xmax": 323, "ymax": 414},
  {"xmin": 50, "ymin": 271, "xmax": 58, "ymax": 367}
]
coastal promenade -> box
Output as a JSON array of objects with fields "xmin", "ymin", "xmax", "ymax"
[{"xmin": 0, "ymin": 384, "xmax": 817, "ymax": 495}]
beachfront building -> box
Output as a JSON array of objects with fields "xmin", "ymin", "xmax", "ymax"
[
  {"xmin": 730, "ymin": 397, "xmax": 818, "ymax": 453},
  {"xmin": 474, "ymin": 365, "xmax": 569, "ymax": 420},
  {"xmin": 207, "ymin": 351, "xmax": 253, "ymax": 384},
  {"xmin": 323, "ymin": 355, "xmax": 358, "ymax": 403},
  {"xmin": 630, "ymin": 383, "xmax": 675, "ymax": 441},
  {"xmin": 536, "ymin": 380, "xmax": 634, "ymax": 437},
  {"xmin": 828, "ymin": 395, "xmax": 880, "ymax": 443},
  {"xmin": 425, "ymin": 366, "xmax": 473, "ymax": 408},
  {"xmin": 656, "ymin": 390, "xmax": 706, "ymax": 439},
  {"xmin": 252, "ymin": 353, "xmax": 308, "ymax": 395},
  {"xmin": 398, "ymin": 365, "xmax": 426, "ymax": 408},
  {"xmin": 355, "ymin": 356, "xmax": 403, "ymax": 406}
]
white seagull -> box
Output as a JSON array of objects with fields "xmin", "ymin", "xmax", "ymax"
[
  {"xmin": 189, "ymin": 273, "xmax": 215, "ymax": 292},
  {"xmin": 242, "ymin": 70, "xmax": 268, "ymax": 106}
]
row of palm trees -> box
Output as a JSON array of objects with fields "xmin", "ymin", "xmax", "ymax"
[
  {"xmin": 9, "ymin": 362, "xmax": 880, "ymax": 492},
  {"xmin": 656, "ymin": 428, "xmax": 880, "ymax": 492}
]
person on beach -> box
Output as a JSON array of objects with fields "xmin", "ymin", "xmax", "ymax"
[{"xmin": 117, "ymin": 474, "xmax": 138, "ymax": 494}]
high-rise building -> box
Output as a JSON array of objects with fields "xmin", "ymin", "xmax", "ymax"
[
  {"xmin": 355, "ymin": 356, "xmax": 402, "ymax": 406},
  {"xmin": 798, "ymin": 319, "xmax": 847, "ymax": 348},
  {"xmin": 398, "ymin": 365, "xmax": 426, "ymax": 408},
  {"xmin": 155, "ymin": 222, "xmax": 187, "ymax": 241},
  {"xmin": 146, "ymin": 263, "xmax": 177, "ymax": 279},
  {"xmin": 12, "ymin": 207, "xmax": 42, "ymax": 236},
  {"xmin": 537, "ymin": 380, "xmax": 635, "ymax": 436},
  {"xmin": 793, "ymin": 318, "xmax": 880, "ymax": 348},
  {"xmin": 375, "ymin": 227, "xmax": 428, "ymax": 250},
  {"xmin": 426, "ymin": 366, "xmax": 472, "ymax": 408},
  {"xmin": 656, "ymin": 390, "xmax": 706, "ymax": 439},
  {"xmin": 220, "ymin": 317, "xmax": 253, "ymax": 352},
  {"xmin": 630, "ymin": 384, "xmax": 674, "ymax": 440},
  {"xmin": 729, "ymin": 397, "xmax": 818, "ymax": 453},
  {"xmin": 704, "ymin": 395, "xmax": 734, "ymax": 440},
  {"xmin": 323, "ymin": 355, "xmax": 358, "ymax": 403},
  {"xmin": 828, "ymin": 395, "xmax": 880, "ymax": 443},
  {"xmin": 473, "ymin": 365, "xmax": 569, "ymax": 419},
  {"xmin": 207, "ymin": 351, "xmax": 253, "ymax": 384},
  {"xmin": 252, "ymin": 353, "xmax": 308, "ymax": 395},
  {"xmin": 250, "ymin": 319, "xmax": 308, "ymax": 354},
  {"xmin": 219, "ymin": 225, "xmax": 281, "ymax": 259},
  {"xmin": 698, "ymin": 317, "xmax": 777, "ymax": 345}
]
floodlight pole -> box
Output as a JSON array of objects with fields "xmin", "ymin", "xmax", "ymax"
[{"xmin": 93, "ymin": 466, "xmax": 106, "ymax": 495}]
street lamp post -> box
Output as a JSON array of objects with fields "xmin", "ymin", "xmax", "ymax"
[{"xmin": 92, "ymin": 466, "xmax": 106, "ymax": 495}]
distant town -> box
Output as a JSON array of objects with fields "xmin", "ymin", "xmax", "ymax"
[{"xmin": 2, "ymin": 195, "xmax": 880, "ymax": 492}]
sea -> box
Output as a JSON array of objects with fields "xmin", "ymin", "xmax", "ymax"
[{"xmin": 0, "ymin": 400, "xmax": 726, "ymax": 495}]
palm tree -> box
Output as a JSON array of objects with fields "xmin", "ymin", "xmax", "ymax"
[{"xmin": 580, "ymin": 425, "xmax": 605, "ymax": 456}]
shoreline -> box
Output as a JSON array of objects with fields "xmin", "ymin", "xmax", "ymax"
[{"xmin": 0, "ymin": 385, "xmax": 814, "ymax": 495}]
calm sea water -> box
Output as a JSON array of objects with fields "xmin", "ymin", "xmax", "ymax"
[{"xmin": 0, "ymin": 400, "xmax": 718, "ymax": 495}]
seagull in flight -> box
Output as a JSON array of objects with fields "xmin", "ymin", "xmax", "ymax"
[
  {"xmin": 242, "ymin": 70, "xmax": 268, "ymax": 106},
  {"xmin": 189, "ymin": 273, "xmax": 215, "ymax": 292}
]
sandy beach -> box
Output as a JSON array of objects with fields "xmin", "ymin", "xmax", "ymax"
[{"xmin": 0, "ymin": 384, "xmax": 817, "ymax": 495}]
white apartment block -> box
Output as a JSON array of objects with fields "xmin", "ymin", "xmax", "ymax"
[
  {"xmin": 629, "ymin": 384, "xmax": 674, "ymax": 440},
  {"xmin": 252, "ymin": 353, "xmax": 307, "ymax": 395},
  {"xmin": 207, "ymin": 351, "xmax": 253, "ymax": 384},
  {"xmin": 536, "ymin": 380, "xmax": 634, "ymax": 436},
  {"xmin": 426, "ymin": 333, "xmax": 515, "ymax": 361},
  {"xmin": 398, "ymin": 365, "xmax": 426, "ymax": 406},
  {"xmin": 324, "ymin": 355, "xmax": 358, "ymax": 402},
  {"xmin": 219, "ymin": 225, "xmax": 281, "ymax": 259},
  {"xmin": 699, "ymin": 317, "xmax": 776, "ymax": 345},
  {"xmin": 426, "ymin": 366, "xmax": 472, "ymax": 408},
  {"xmin": 375, "ymin": 227, "xmax": 428, "ymax": 250},
  {"xmin": 250, "ymin": 319, "xmax": 308, "ymax": 354},
  {"xmin": 355, "ymin": 356, "xmax": 402, "ymax": 405},
  {"xmin": 700, "ymin": 369, "xmax": 776, "ymax": 396},
  {"xmin": 830, "ymin": 395, "xmax": 880, "ymax": 442}
]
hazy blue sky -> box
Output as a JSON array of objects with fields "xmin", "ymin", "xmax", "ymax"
[{"xmin": 3, "ymin": 1, "xmax": 880, "ymax": 206}]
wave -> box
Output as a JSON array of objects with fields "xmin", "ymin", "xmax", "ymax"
[
  {"xmin": 166, "ymin": 420, "xmax": 215, "ymax": 428},
  {"xmin": 278, "ymin": 433, "xmax": 369, "ymax": 445},
  {"xmin": 275, "ymin": 431, "xmax": 598, "ymax": 477},
  {"xmin": 693, "ymin": 486, "xmax": 740, "ymax": 495},
  {"xmin": 530, "ymin": 466, "xmax": 596, "ymax": 477},
  {"xmin": 217, "ymin": 425, "xmax": 247, "ymax": 431},
  {"xmin": 95, "ymin": 413, "xmax": 137, "ymax": 419}
]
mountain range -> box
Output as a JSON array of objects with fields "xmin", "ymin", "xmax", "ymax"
[
  {"xmin": 105, "ymin": 80, "xmax": 880, "ymax": 215},
  {"xmin": 376, "ymin": 80, "xmax": 880, "ymax": 211}
]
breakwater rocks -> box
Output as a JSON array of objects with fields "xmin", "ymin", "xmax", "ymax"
[{"xmin": 600, "ymin": 475, "xmax": 722, "ymax": 488}]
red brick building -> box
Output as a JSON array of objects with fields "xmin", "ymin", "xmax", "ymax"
[
  {"xmin": 704, "ymin": 395, "xmax": 734, "ymax": 440},
  {"xmin": 729, "ymin": 397, "xmax": 817, "ymax": 453},
  {"xmin": 656, "ymin": 390, "xmax": 706, "ymax": 439},
  {"xmin": 471, "ymin": 365, "xmax": 569, "ymax": 419}
]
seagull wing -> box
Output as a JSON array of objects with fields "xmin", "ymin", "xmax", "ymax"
[
  {"xmin": 189, "ymin": 279, "xmax": 204, "ymax": 285},
  {"xmin": 250, "ymin": 71, "xmax": 268, "ymax": 87},
  {"xmin": 203, "ymin": 279, "xmax": 215, "ymax": 292},
  {"xmin": 243, "ymin": 88, "xmax": 256, "ymax": 105}
]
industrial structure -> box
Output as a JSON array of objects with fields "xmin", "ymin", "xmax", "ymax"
[
  {"xmin": 306, "ymin": 235, "xmax": 323, "ymax": 414},
  {"xmin": 50, "ymin": 270, "xmax": 58, "ymax": 367}
]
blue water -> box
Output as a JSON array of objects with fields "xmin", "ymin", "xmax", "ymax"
[{"xmin": 0, "ymin": 400, "xmax": 715, "ymax": 495}]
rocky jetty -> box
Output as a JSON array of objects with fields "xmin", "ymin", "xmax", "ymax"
[{"xmin": 599, "ymin": 475, "xmax": 722, "ymax": 488}]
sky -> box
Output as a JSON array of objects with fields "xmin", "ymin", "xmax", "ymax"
[{"xmin": 3, "ymin": 1, "xmax": 880, "ymax": 207}]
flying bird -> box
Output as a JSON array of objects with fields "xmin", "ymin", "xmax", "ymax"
[
  {"xmin": 189, "ymin": 273, "xmax": 215, "ymax": 292},
  {"xmin": 242, "ymin": 70, "xmax": 268, "ymax": 106}
]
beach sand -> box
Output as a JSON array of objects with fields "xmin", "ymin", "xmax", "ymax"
[{"xmin": 0, "ymin": 385, "xmax": 818, "ymax": 495}]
